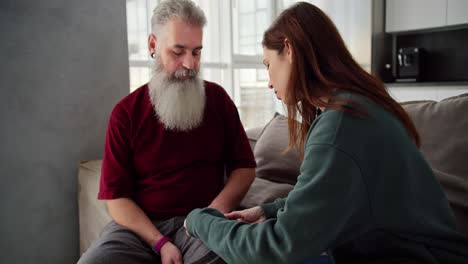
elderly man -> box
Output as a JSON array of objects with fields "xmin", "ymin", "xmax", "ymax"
[{"xmin": 77, "ymin": 0, "xmax": 256, "ymax": 263}]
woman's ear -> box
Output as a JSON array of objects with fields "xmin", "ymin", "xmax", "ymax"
[{"xmin": 284, "ymin": 38, "xmax": 293, "ymax": 63}]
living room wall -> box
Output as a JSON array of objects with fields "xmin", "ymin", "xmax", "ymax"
[{"xmin": 0, "ymin": 1, "xmax": 129, "ymax": 263}]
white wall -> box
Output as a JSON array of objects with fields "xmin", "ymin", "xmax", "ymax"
[
  {"xmin": 273, "ymin": 85, "xmax": 468, "ymax": 116},
  {"xmin": 387, "ymin": 85, "xmax": 468, "ymax": 102}
]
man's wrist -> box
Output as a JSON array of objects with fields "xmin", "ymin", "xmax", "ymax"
[
  {"xmin": 208, "ymin": 203, "xmax": 230, "ymax": 214},
  {"xmin": 153, "ymin": 236, "xmax": 171, "ymax": 254}
]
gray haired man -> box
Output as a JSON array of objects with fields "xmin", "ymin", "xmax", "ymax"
[{"xmin": 77, "ymin": 0, "xmax": 256, "ymax": 263}]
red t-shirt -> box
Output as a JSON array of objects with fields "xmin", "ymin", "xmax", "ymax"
[{"xmin": 98, "ymin": 81, "xmax": 256, "ymax": 219}]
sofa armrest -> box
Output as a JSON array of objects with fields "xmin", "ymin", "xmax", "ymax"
[{"xmin": 78, "ymin": 160, "xmax": 111, "ymax": 255}]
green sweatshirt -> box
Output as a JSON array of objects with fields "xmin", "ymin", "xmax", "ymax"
[{"xmin": 186, "ymin": 93, "xmax": 468, "ymax": 264}]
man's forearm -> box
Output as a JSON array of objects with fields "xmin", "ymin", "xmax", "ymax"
[
  {"xmin": 209, "ymin": 168, "xmax": 255, "ymax": 213},
  {"xmin": 107, "ymin": 198, "xmax": 164, "ymax": 247}
]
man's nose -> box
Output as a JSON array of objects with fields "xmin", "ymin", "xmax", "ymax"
[
  {"xmin": 268, "ymin": 81, "xmax": 273, "ymax": 89},
  {"xmin": 182, "ymin": 54, "xmax": 195, "ymax": 70}
]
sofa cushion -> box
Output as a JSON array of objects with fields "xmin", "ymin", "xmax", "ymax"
[
  {"xmin": 253, "ymin": 113, "xmax": 302, "ymax": 185},
  {"xmin": 246, "ymin": 126, "xmax": 263, "ymax": 151},
  {"xmin": 78, "ymin": 160, "xmax": 111, "ymax": 255},
  {"xmin": 401, "ymin": 93, "xmax": 468, "ymax": 234},
  {"xmin": 240, "ymin": 177, "xmax": 294, "ymax": 209},
  {"xmin": 246, "ymin": 112, "xmax": 281, "ymax": 151}
]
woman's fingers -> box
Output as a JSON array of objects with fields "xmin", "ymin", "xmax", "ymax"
[{"xmin": 224, "ymin": 211, "xmax": 242, "ymax": 219}]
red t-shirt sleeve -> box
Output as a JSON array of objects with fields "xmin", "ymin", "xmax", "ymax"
[{"xmin": 98, "ymin": 104, "xmax": 135, "ymax": 200}]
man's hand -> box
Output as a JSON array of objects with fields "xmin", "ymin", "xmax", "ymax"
[
  {"xmin": 160, "ymin": 242, "xmax": 183, "ymax": 264},
  {"xmin": 208, "ymin": 168, "xmax": 255, "ymax": 214},
  {"xmin": 224, "ymin": 206, "xmax": 266, "ymax": 223}
]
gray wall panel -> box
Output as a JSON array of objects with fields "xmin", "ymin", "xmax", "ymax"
[{"xmin": 0, "ymin": 1, "xmax": 129, "ymax": 263}]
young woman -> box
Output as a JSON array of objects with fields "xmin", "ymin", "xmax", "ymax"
[{"xmin": 184, "ymin": 2, "xmax": 468, "ymax": 263}]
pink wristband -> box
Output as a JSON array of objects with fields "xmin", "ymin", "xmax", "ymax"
[{"xmin": 153, "ymin": 236, "xmax": 171, "ymax": 254}]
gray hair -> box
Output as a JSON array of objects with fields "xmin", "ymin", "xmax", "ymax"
[{"xmin": 151, "ymin": 0, "xmax": 207, "ymax": 37}]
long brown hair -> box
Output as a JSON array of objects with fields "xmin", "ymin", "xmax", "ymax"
[{"xmin": 262, "ymin": 2, "xmax": 420, "ymax": 155}]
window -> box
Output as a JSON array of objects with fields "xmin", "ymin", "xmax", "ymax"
[
  {"xmin": 125, "ymin": 0, "xmax": 371, "ymax": 129},
  {"xmin": 232, "ymin": 0, "xmax": 272, "ymax": 55},
  {"xmin": 126, "ymin": 0, "xmax": 158, "ymax": 89},
  {"xmin": 234, "ymin": 69, "xmax": 275, "ymax": 129},
  {"xmin": 282, "ymin": 0, "xmax": 372, "ymax": 69},
  {"xmin": 230, "ymin": 0, "xmax": 276, "ymax": 129}
]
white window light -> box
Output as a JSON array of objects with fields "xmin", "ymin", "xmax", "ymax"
[{"xmin": 125, "ymin": 0, "xmax": 371, "ymax": 129}]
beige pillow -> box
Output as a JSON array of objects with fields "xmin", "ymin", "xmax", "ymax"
[
  {"xmin": 401, "ymin": 93, "xmax": 468, "ymax": 234},
  {"xmin": 253, "ymin": 114, "xmax": 302, "ymax": 185},
  {"xmin": 78, "ymin": 160, "xmax": 111, "ymax": 254}
]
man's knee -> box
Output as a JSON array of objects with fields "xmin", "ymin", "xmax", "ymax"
[
  {"xmin": 77, "ymin": 246, "xmax": 109, "ymax": 264},
  {"xmin": 77, "ymin": 222, "xmax": 155, "ymax": 264},
  {"xmin": 77, "ymin": 243, "xmax": 155, "ymax": 264},
  {"xmin": 177, "ymin": 235, "xmax": 224, "ymax": 264}
]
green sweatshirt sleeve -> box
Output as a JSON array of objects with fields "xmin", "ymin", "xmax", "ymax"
[
  {"xmin": 186, "ymin": 143, "xmax": 368, "ymax": 264},
  {"xmin": 260, "ymin": 198, "xmax": 285, "ymax": 219}
]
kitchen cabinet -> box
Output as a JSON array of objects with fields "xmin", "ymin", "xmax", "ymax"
[
  {"xmin": 447, "ymin": 0, "xmax": 468, "ymax": 25},
  {"xmin": 373, "ymin": 0, "xmax": 468, "ymax": 84},
  {"xmin": 386, "ymin": 0, "xmax": 447, "ymax": 32},
  {"xmin": 386, "ymin": 0, "xmax": 468, "ymax": 32}
]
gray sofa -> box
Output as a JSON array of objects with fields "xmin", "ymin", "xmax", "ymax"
[{"xmin": 78, "ymin": 93, "xmax": 468, "ymax": 255}]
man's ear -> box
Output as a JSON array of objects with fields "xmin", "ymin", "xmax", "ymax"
[
  {"xmin": 148, "ymin": 34, "xmax": 157, "ymax": 54},
  {"xmin": 284, "ymin": 38, "xmax": 293, "ymax": 63}
]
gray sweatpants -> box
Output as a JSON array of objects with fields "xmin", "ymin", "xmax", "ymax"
[{"xmin": 77, "ymin": 216, "xmax": 225, "ymax": 264}]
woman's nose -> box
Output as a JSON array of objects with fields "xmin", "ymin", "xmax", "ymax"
[{"xmin": 268, "ymin": 82, "xmax": 273, "ymax": 89}]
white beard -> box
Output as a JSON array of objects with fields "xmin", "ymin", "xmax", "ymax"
[{"xmin": 148, "ymin": 55, "xmax": 206, "ymax": 132}]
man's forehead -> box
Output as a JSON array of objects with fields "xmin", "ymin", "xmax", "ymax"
[
  {"xmin": 171, "ymin": 44, "xmax": 203, "ymax": 51},
  {"xmin": 162, "ymin": 18, "xmax": 203, "ymax": 47}
]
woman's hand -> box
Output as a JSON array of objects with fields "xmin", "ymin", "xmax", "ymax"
[
  {"xmin": 160, "ymin": 242, "xmax": 183, "ymax": 264},
  {"xmin": 224, "ymin": 206, "xmax": 266, "ymax": 223}
]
